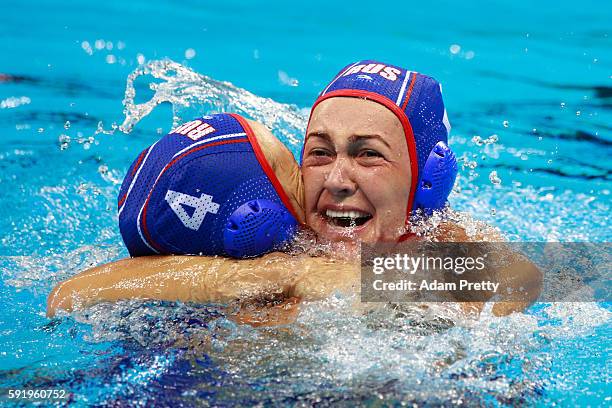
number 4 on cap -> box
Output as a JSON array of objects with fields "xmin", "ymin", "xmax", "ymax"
[{"xmin": 165, "ymin": 190, "xmax": 220, "ymax": 231}]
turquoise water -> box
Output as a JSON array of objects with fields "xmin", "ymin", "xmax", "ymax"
[{"xmin": 0, "ymin": 0, "xmax": 610, "ymax": 406}]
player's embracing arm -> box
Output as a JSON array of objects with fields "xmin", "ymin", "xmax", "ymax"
[{"xmin": 46, "ymin": 254, "xmax": 356, "ymax": 317}]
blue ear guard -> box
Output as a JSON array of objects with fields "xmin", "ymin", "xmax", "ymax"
[
  {"xmin": 412, "ymin": 141, "xmax": 458, "ymax": 214},
  {"xmin": 223, "ymin": 199, "xmax": 298, "ymax": 258}
]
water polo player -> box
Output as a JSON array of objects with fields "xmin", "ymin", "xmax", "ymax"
[
  {"xmin": 118, "ymin": 113, "xmax": 304, "ymax": 258},
  {"xmin": 302, "ymin": 59, "xmax": 457, "ymax": 244}
]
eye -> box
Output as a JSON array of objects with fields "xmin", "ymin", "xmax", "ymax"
[
  {"xmin": 358, "ymin": 149, "xmax": 383, "ymax": 158},
  {"xmin": 310, "ymin": 148, "xmax": 332, "ymax": 157},
  {"xmin": 303, "ymin": 147, "xmax": 334, "ymax": 166}
]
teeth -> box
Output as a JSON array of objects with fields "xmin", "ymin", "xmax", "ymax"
[{"xmin": 325, "ymin": 209, "xmax": 371, "ymax": 219}]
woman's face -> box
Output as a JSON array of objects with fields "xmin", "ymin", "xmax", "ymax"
[{"xmin": 302, "ymin": 97, "xmax": 411, "ymax": 244}]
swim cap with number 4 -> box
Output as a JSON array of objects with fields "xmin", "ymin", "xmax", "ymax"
[{"xmin": 117, "ymin": 113, "xmax": 300, "ymax": 258}]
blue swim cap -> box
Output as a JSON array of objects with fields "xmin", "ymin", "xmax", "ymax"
[
  {"xmin": 118, "ymin": 113, "xmax": 299, "ymax": 258},
  {"xmin": 307, "ymin": 60, "xmax": 457, "ymax": 216}
]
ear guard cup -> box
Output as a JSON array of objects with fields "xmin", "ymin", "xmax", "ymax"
[
  {"xmin": 223, "ymin": 199, "xmax": 298, "ymax": 258},
  {"xmin": 412, "ymin": 141, "xmax": 458, "ymax": 214}
]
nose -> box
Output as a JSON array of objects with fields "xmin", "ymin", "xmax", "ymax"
[{"xmin": 323, "ymin": 158, "xmax": 357, "ymax": 197}]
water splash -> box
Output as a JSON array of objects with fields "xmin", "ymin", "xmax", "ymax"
[
  {"xmin": 53, "ymin": 294, "xmax": 610, "ymax": 406},
  {"xmin": 120, "ymin": 59, "xmax": 307, "ymax": 150},
  {"xmin": 2, "ymin": 57, "xmax": 610, "ymax": 406}
]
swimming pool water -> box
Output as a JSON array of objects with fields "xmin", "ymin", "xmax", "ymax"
[{"xmin": 1, "ymin": 0, "xmax": 610, "ymax": 406}]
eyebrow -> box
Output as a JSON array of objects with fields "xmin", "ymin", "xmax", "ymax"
[
  {"xmin": 306, "ymin": 132, "xmax": 392, "ymax": 149},
  {"xmin": 305, "ymin": 131, "xmax": 332, "ymax": 143},
  {"xmin": 348, "ymin": 134, "xmax": 391, "ymax": 149}
]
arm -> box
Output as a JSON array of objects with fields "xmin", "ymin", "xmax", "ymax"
[
  {"xmin": 47, "ymin": 253, "xmax": 297, "ymax": 317},
  {"xmin": 434, "ymin": 221, "xmax": 543, "ymax": 316},
  {"xmin": 47, "ymin": 253, "xmax": 357, "ymax": 317}
]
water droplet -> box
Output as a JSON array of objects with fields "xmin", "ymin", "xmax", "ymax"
[
  {"xmin": 489, "ymin": 170, "xmax": 501, "ymax": 185},
  {"xmin": 137, "ymin": 53, "xmax": 145, "ymax": 64},
  {"xmin": 490, "ymin": 208, "xmax": 496, "ymax": 216},
  {"xmin": 185, "ymin": 48, "xmax": 196, "ymax": 59},
  {"xmin": 502, "ymin": 120, "xmax": 509, "ymax": 128},
  {"xmin": 576, "ymin": 110, "xmax": 581, "ymax": 116},
  {"xmin": 468, "ymin": 160, "xmax": 477, "ymax": 169},
  {"xmin": 58, "ymin": 134, "xmax": 70, "ymax": 150},
  {"xmin": 278, "ymin": 70, "xmax": 299, "ymax": 87},
  {"xmin": 98, "ymin": 165, "xmax": 108, "ymax": 174},
  {"xmin": 37, "ymin": 127, "xmax": 44, "ymax": 133},
  {"xmin": 94, "ymin": 39, "xmax": 105, "ymax": 50},
  {"xmin": 560, "ymin": 102, "xmax": 566, "ymax": 108},
  {"xmin": 465, "ymin": 50, "xmax": 475, "ymax": 60},
  {"xmin": 486, "ymin": 134, "xmax": 498, "ymax": 144},
  {"xmin": 81, "ymin": 41, "xmax": 93, "ymax": 55},
  {"xmin": 547, "ymin": 159, "xmax": 553, "ymax": 164},
  {"xmin": 105, "ymin": 54, "xmax": 116, "ymax": 64},
  {"xmin": 471, "ymin": 135, "xmax": 483, "ymax": 146},
  {"xmin": 542, "ymin": 193, "xmax": 554, "ymax": 201},
  {"xmin": 449, "ymin": 44, "xmax": 461, "ymax": 55},
  {"xmin": 64, "ymin": 120, "xmax": 71, "ymax": 129}
]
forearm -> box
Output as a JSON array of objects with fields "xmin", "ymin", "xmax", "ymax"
[
  {"xmin": 290, "ymin": 257, "xmax": 359, "ymax": 300},
  {"xmin": 47, "ymin": 253, "xmax": 302, "ymax": 317}
]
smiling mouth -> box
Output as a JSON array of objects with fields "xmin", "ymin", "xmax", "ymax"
[{"xmin": 323, "ymin": 209, "xmax": 373, "ymax": 228}]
